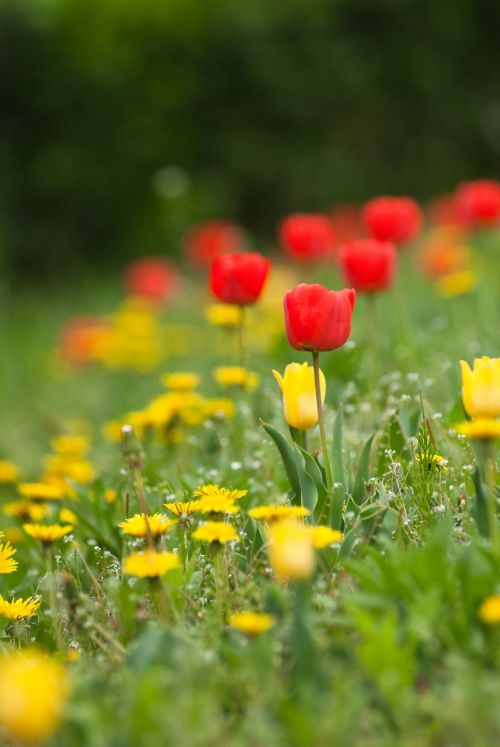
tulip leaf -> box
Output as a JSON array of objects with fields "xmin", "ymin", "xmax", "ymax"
[
  {"xmin": 297, "ymin": 446, "xmax": 327, "ymax": 517},
  {"xmin": 352, "ymin": 434, "xmax": 375, "ymax": 507},
  {"xmin": 261, "ymin": 421, "xmax": 302, "ymax": 503},
  {"xmin": 472, "ymin": 466, "xmax": 489, "ymax": 538},
  {"xmin": 332, "ymin": 404, "xmax": 347, "ymax": 491}
]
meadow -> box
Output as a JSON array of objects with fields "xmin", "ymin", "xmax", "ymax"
[{"xmin": 1, "ymin": 192, "xmax": 500, "ymax": 747}]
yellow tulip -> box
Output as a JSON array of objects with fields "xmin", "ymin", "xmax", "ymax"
[
  {"xmin": 272, "ymin": 362, "xmax": 326, "ymax": 431},
  {"xmin": 460, "ymin": 357, "xmax": 500, "ymax": 419}
]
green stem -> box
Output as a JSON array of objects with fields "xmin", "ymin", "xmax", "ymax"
[
  {"xmin": 237, "ymin": 306, "xmax": 247, "ymax": 369},
  {"xmin": 45, "ymin": 546, "xmax": 63, "ymax": 649},
  {"xmin": 483, "ymin": 439, "xmax": 499, "ymax": 555},
  {"xmin": 366, "ymin": 293, "xmax": 379, "ymax": 384},
  {"xmin": 312, "ymin": 351, "xmax": 333, "ymax": 492}
]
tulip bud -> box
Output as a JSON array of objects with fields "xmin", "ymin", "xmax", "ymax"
[
  {"xmin": 279, "ymin": 213, "xmax": 335, "ymax": 262},
  {"xmin": 454, "ymin": 180, "xmax": 500, "ymax": 228},
  {"xmin": 363, "ymin": 196, "xmax": 422, "ymax": 245},
  {"xmin": 267, "ymin": 519, "xmax": 315, "ymax": 582},
  {"xmin": 338, "ymin": 238, "xmax": 397, "ymax": 293},
  {"xmin": 123, "ymin": 258, "xmax": 181, "ymax": 304},
  {"xmin": 460, "ymin": 357, "xmax": 500, "ymax": 419},
  {"xmin": 210, "ymin": 252, "xmax": 271, "ymax": 306},
  {"xmin": 272, "ymin": 362, "xmax": 325, "ymax": 430},
  {"xmin": 283, "ymin": 283, "xmax": 355, "ymax": 352}
]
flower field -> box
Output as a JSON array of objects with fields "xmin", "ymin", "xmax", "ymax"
[{"xmin": 2, "ymin": 187, "xmax": 500, "ymax": 746}]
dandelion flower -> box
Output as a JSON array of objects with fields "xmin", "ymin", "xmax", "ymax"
[
  {"xmin": 0, "ymin": 540, "xmax": 18, "ymax": 574},
  {"xmin": 193, "ymin": 484, "xmax": 247, "ymax": 502},
  {"xmin": 0, "ymin": 594, "xmax": 41, "ymax": 621},
  {"xmin": 213, "ymin": 366, "xmax": 259, "ymax": 390},
  {"xmin": 161, "ymin": 372, "xmax": 200, "ymax": 391},
  {"xmin": 0, "ymin": 459, "xmax": 20, "ymax": 483},
  {"xmin": 197, "ymin": 496, "xmax": 240, "ymax": 515},
  {"xmin": 23, "ymin": 523, "xmax": 73, "ymax": 543},
  {"xmin": 310, "ymin": 526, "xmax": 343, "ymax": 549},
  {"xmin": 119, "ymin": 513, "xmax": 177, "ymax": 538},
  {"xmin": 229, "ymin": 611, "xmax": 276, "ymax": 635},
  {"xmin": 50, "ymin": 435, "xmax": 89, "ymax": 457},
  {"xmin": 164, "ymin": 501, "xmax": 200, "ymax": 516},
  {"xmin": 104, "ymin": 488, "xmax": 118, "ymax": 504},
  {"xmin": 123, "ymin": 549, "xmax": 181, "ymax": 578},
  {"xmin": 192, "ymin": 521, "xmax": 239, "ymax": 545},
  {"xmin": 267, "ymin": 519, "xmax": 315, "ymax": 582},
  {"xmin": 248, "ymin": 505, "xmax": 311, "ymax": 522},
  {"xmin": 478, "ymin": 595, "xmax": 500, "ymax": 624},
  {"xmin": 415, "ymin": 453, "xmax": 448, "ymax": 470},
  {"xmin": 18, "ymin": 482, "xmax": 65, "ymax": 501},
  {"xmin": 205, "ymin": 304, "xmax": 243, "ymax": 329},
  {"xmin": 203, "ymin": 398, "xmax": 236, "ymax": 419}
]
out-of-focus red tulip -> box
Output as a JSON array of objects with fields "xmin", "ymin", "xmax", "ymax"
[
  {"xmin": 428, "ymin": 194, "xmax": 463, "ymax": 228},
  {"xmin": 279, "ymin": 213, "xmax": 335, "ymax": 261},
  {"xmin": 420, "ymin": 227, "xmax": 470, "ymax": 279},
  {"xmin": 330, "ymin": 203, "xmax": 365, "ymax": 246},
  {"xmin": 123, "ymin": 258, "xmax": 181, "ymax": 304},
  {"xmin": 363, "ymin": 196, "xmax": 422, "ymax": 245},
  {"xmin": 59, "ymin": 316, "xmax": 109, "ymax": 367},
  {"xmin": 184, "ymin": 221, "xmax": 246, "ymax": 266},
  {"xmin": 210, "ymin": 252, "xmax": 271, "ymax": 306},
  {"xmin": 454, "ymin": 180, "xmax": 500, "ymax": 227},
  {"xmin": 284, "ymin": 284, "xmax": 356, "ymax": 352},
  {"xmin": 338, "ymin": 239, "xmax": 396, "ymax": 293}
]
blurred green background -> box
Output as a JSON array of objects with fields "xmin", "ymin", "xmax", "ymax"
[{"xmin": 1, "ymin": 0, "xmax": 499, "ymax": 281}]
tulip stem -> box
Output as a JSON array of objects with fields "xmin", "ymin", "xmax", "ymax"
[
  {"xmin": 482, "ymin": 439, "xmax": 499, "ymax": 556},
  {"xmin": 237, "ymin": 306, "xmax": 247, "ymax": 369},
  {"xmin": 312, "ymin": 351, "xmax": 333, "ymax": 492}
]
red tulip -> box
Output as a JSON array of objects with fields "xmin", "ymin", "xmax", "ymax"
[
  {"xmin": 124, "ymin": 258, "xmax": 181, "ymax": 304},
  {"xmin": 284, "ymin": 284, "xmax": 356, "ymax": 352},
  {"xmin": 338, "ymin": 239, "xmax": 396, "ymax": 293},
  {"xmin": 184, "ymin": 220, "xmax": 246, "ymax": 266},
  {"xmin": 59, "ymin": 315, "xmax": 109, "ymax": 367},
  {"xmin": 363, "ymin": 196, "xmax": 422, "ymax": 244},
  {"xmin": 210, "ymin": 252, "xmax": 271, "ymax": 306},
  {"xmin": 454, "ymin": 180, "xmax": 500, "ymax": 227},
  {"xmin": 279, "ymin": 213, "xmax": 335, "ymax": 261},
  {"xmin": 330, "ymin": 203, "xmax": 365, "ymax": 245}
]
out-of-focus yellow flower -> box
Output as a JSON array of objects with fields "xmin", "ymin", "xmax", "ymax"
[
  {"xmin": 460, "ymin": 357, "xmax": 500, "ymax": 419},
  {"xmin": 415, "ymin": 453, "xmax": 448, "ymax": 470},
  {"xmin": 213, "ymin": 367, "xmax": 259, "ymax": 390},
  {"xmin": 3, "ymin": 500, "xmax": 37, "ymax": 519},
  {"xmin": 161, "ymin": 372, "xmax": 200, "ymax": 391},
  {"xmin": 44, "ymin": 455, "xmax": 96, "ymax": 484},
  {"xmin": 18, "ymin": 482, "xmax": 65, "ymax": 501},
  {"xmin": 192, "ymin": 521, "xmax": 240, "ymax": 544},
  {"xmin": 123, "ymin": 549, "xmax": 180, "ymax": 578},
  {"xmin": 267, "ymin": 518, "xmax": 315, "ymax": 582},
  {"xmin": 0, "ymin": 540, "xmax": 18, "ymax": 574},
  {"xmin": 164, "ymin": 501, "xmax": 200, "ymax": 516},
  {"xmin": 455, "ymin": 419, "xmax": 500, "ymax": 439},
  {"xmin": 59, "ymin": 508, "xmax": 78, "ymax": 525},
  {"xmin": 4, "ymin": 527, "xmax": 24, "ymax": 545},
  {"xmin": 50, "ymin": 435, "xmax": 89, "ymax": 458},
  {"xmin": 248, "ymin": 505, "xmax": 311, "ymax": 522},
  {"xmin": 478, "ymin": 595, "xmax": 500, "ymax": 623},
  {"xmin": 0, "ymin": 648, "xmax": 68, "ymax": 744},
  {"xmin": 197, "ymin": 496, "xmax": 240, "ymax": 515},
  {"xmin": 193, "ymin": 484, "xmax": 247, "ymax": 502},
  {"xmin": 119, "ymin": 513, "xmax": 177, "ymax": 538},
  {"xmin": 104, "ymin": 488, "xmax": 118, "ymax": 504},
  {"xmin": 203, "ymin": 398, "xmax": 236, "ymax": 419},
  {"xmin": 23, "ymin": 523, "xmax": 73, "ymax": 544},
  {"xmin": 434, "ymin": 269, "xmax": 477, "ymax": 298},
  {"xmin": 205, "ymin": 304, "xmax": 243, "ymax": 329},
  {"xmin": 103, "ymin": 420, "xmax": 124, "ymax": 442},
  {"xmin": 0, "ymin": 594, "xmax": 40, "ymax": 621},
  {"xmin": 229, "ymin": 611, "xmax": 276, "ymax": 635},
  {"xmin": 272, "ymin": 362, "xmax": 325, "ymax": 430},
  {"xmin": 310, "ymin": 526, "xmax": 343, "ymax": 549},
  {"xmin": 0, "ymin": 459, "xmax": 20, "ymax": 483}
]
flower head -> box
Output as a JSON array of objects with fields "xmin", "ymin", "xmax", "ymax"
[
  {"xmin": 123, "ymin": 549, "xmax": 181, "ymax": 578},
  {"xmin": 267, "ymin": 518, "xmax": 315, "ymax": 582},
  {"xmin": 210, "ymin": 252, "xmax": 271, "ymax": 306},
  {"xmin": 454, "ymin": 180, "xmax": 500, "ymax": 227},
  {"xmin": 193, "ymin": 484, "xmax": 247, "ymax": 502},
  {"xmin": 196, "ymin": 496, "xmax": 240, "ymax": 515},
  {"xmin": 23, "ymin": 523, "xmax": 73, "ymax": 544},
  {"xmin": 164, "ymin": 501, "xmax": 200, "ymax": 517},
  {"xmin": 338, "ymin": 238, "xmax": 397, "ymax": 293},
  {"xmin": 18, "ymin": 482, "xmax": 65, "ymax": 501},
  {"xmin": 205, "ymin": 304, "xmax": 244, "ymax": 329},
  {"xmin": 123, "ymin": 257, "xmax": 181, "ymax": 304},
  {"xmin": 460, "ymin": 357, "xmax": 500, "ymax": 420},
  {"xmin": 310, "ymin": 526, "xmax": 343, "ymax": 549},
  {"xmin": 0, "ymin": 594, "xmax": 41, "ymax": 620},
  {"xmin": 248, "ymin": 505, "xmax": 311, "ymax": 522},
  {"xmin": 119, "ymin": 513, "xmax": 177, "ymax": 538},
  {"xmin": 161, "ymin": 372, "xmax": 200, "ymax": 391},
  {"xmin": 279, "ymin": 213, "xmax": 335, "ymax": 262},
  {"xmin": 192, "ymin": 521, "xmax": 240, "ymax": 545},
  {"xmin": 273, "ymin": 362, "xmax": 325, "ymax": 430},
  {"xmin": 50, "ymin": 435, "xmax": 89, "ymax": 457},
  {"xmin": 0, "ymin": 459, "xmax": 20, "ymax": 483},
  {"xmin": 284, "ymin": 284, "xmax": 355, "ymax": 352},
  {"xmin": 184, "ymin": 220, "xmax": 246, "ymax": 266},
  {"xmin": 478, "ymin": 594, "xmax": 500, "ymax": 623},
  {"xmin": 435, "ymin": 269, "xmax": 477, "ymax": 298},
  {"xmin": 213, "ymin": 367, "xmax": 259, "ymax": 390},
  {"xmin": 363, "ymin": 195, "xmax": 422, "ymax": 244},
  {"xmin": 0, "ymin": 540, "xmax": 18, "ymax": 574},
  {"xmin": 455, "ymin": 419, "xmax": 500, "ymax": 440},
  {"xmin": 229, "ymin": 611, "xmax": 276, "ymax": 635}
]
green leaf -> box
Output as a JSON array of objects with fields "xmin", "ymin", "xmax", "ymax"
[
  {"xmin": 261, "ymin": 421, "xmax": 302, "ymax": 503},
  {"xmin": 296, "ymin": 449, "xmax": 318, "ymax": 512},
  {"xmin": 332, "ymin": 404, "xmax": 347, "ymax": 491},
  {"xmin": 352, "ymin": 434, "xmax": 375, "ymax": 507},
  {"xmin": 472, "ymin": 466, "xmax": 490, "ymax": 538},
  {"xmin": 298, "ymin": 447, "xmax": 327, "ymax": 518}
]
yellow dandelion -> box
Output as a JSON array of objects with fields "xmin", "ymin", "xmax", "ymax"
[
  {"xmin": 205, "ymin": 303, "xmax": 243, "ymax": 329},
  {"xmin": 104, "ymin": 488, "xmax": 118, "ymax": 504},
  {"xmin": 59, "ymin": 508, "xmax": 78, "ymax": 525},
  {"xmin": 123, "ymin": 549, "xmax": 181, "ymax": 578},
  {"xmin": 197, "ymin": 496, "xmax": 240, "ymax": 515},
  {"xmin": 192, "ymin": 521, "xmax": 240, "ymax": 545},
  {"xmin": 18, "ymin": 482, "xmax": 65, "ymax": 501},
  {"xmin": 3, "ymin": 500, "xmax": 35, "ymax": 519},
  {"xmin": 118, "ymin": 513, "xmax": 177, "ymax": 538},
  {"xmin": 0, "ymin": 459, "xmax": 20, "ymax": 483},
  {"xmin": 455, "ymin": 419, "xmax": 500, "ymax": 439},
  {"xmin": 23, "ymin": 523, "xmax": 73, "ymax": 543},
  {"xmin": 164, "ymin": 501, "xmax": 200, "ymax": 516},
  {"xmin": 203, "ymin": 398, "xmax": 236, "ymax": 419},
  {"xmin": 50, "ymin": 435, "xmax": 89, "ymax": 457},
  {"xmin": 229, "ymin": 611, "xmax": 276, "ymax": 636},
  {"xmin": 310, "ymin": 525, "xmax": 343, "ymax": 549},
  {"xmin": 0, "ymin": 540, "xmax": 18, "ymax": 574},
  {"xmin": 415, "ymin": 453, "xmax": 448, "ymax": 470},
  {"xmin": 161, "ymin": 372, "xmax": 200, "ymax": 391},
  {"xmin": 478, "ymin": 595, "xmax": 500, "ymax": 624},
  {"xmin": 435, "ymin": 269, "xmax": 477, "ymax": 298},
  {"xmin": 267, "ymin": 518, "xmax": 315, "ymax": 582},
  {"xmin": 248, "ymin": 505, "xmax": 311, "ymax": 522},
  {"xmin": 0, "ymin": 648, "xmax": 68, "ymax": 744},
  {"xmin": 213, "ymin": 366, "xmax": 259, "ymax": 390},
  {"xmin": 4, "ymin": 528, "xmax": 24, "ymax": 545},
  {"xmin": 193, "ymin": 484, "xmax": 247, "ymax": 502},
  {"xmin": 102, "ymin": 420, "xmax": 124, "ymax": 442},
  {"xmin": 0, "ymin": 594, "xmax": 41, "ymax": 621}
]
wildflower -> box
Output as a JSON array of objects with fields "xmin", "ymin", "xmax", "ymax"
[
  {"xmin": 363, "ymin": 195, "xmax": 422, "ymax": 244},
  {"xmin": 192, "ymin": 522, "xmax": 240, "ymax": 545},
  {"xmin": 435, "ymin": 270, "xmax": 477, "ymax": 298},
  {"xmin": 123, "ymin": 257, "xmax": 181, "ymax": 304},
  {"xmin": 197, "ymin": 495, "xmax": 240, "ymax": 515},
  {"xmin": 23, "ymin": 523, "xmax": 73, "ymax": 544},
  {"xmin": 310, "ymin": 526, "xmax": 343, "ymax": 549},
  {"xmin": 267, "ymin": 518, "xmax": 315, "ymax": 582},
  {"xmin": 104, "ymin": 488, "xmax": 118, "ymax": 504},
  {"xmin": 454, "ymin": 179, "xmax": 500, "ymax": 227},
  {"xmin": 210, "ymin": 252, "xmax": 271, "ymax": 306},
  {"xmin": 478, "ymin": 595, "xmax": 500, "ymax": 623},
  {"xmin": 59, "ymin": 508, "xmax": 78, "ymax": 525},
  {"xmin": 248, "ymin": 505, "xmax": 311, "ymax": 522},
  {"xmin": 455, "ymin": 419, "xmax": 500, "ymax": 439},
  {"xmin": 279, "ymin": 213, "xmax": 335, "ymax": 261},
  {"xmin": 184, "ymin": 220, "xmax": 246, "ymax": 266},
  {"xmin": 0, "ymin": 594, "xmax": 41, "ymax": 621},
  {"xmin": 0, "ymin": 459, "xmax": 20, "ymax": 483},
  {"xmin": 273, "ymin": 362, "xmax": 325, "ymax": 430},
  {"xmin": 284, "ymin": 284, "xmax": 355, "ymax": 352},
  {"xmin": 0, "ymin": 540, "xmax": 18, "ymax": 574},
  {"xmin": 0, "ymin": 648, "xmax": 68, "ymax": 744},
  {"xmin": 415, "ymin": 453, "xmax": 448, "ymax": 470},
  {"xmin": 119, "ymin": 513, "xmax": 177, "ymax": 538},
  {"xmin": 3, "ymin": 499, "xmax": 39, "ymax": 520},
  {"xmin": 103, "ymin": 420, "xmax": 123, "ymax": 442},
  {"xmin": 205, "ymin": 304, "xmax": 243, "ymax": 329},
  {"xmin": 203, "ymin": 398, "xmax": 236, "ymax": 419},
  {"xmin": 161, "ymin": 372, "xmax": 200, "ymax": 391},
  {"xmin": 50, "ymin": 435, "xmax": 89, "ymax": 457},
  {"xmin": 460, "ymin": 357, "xmax": 500, "ymax": 419},
  {"xmin": 123, "ymin": 549, "xmax": 181, "ymax": 578},
  {"xmin": 193, "ymin": 484, "xmax": 247, "ymax": 502},
  {"xmin": 213, "ymin": 366, "xmax": 259, "ymax": 390},
  {"xmin": 229, "ymin": 611, "xmax": 276, "ymax": 635},
  {"xmin": 338, "ymin": 239, "xmax": 397, "ymax": 293},
  {"xmin": 164, "ymin": 501, "xmax": 200, "ymax": 516},
  {"xmin": 18, "ymin": 482, "xmax": 65, "ymax": 501}
]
